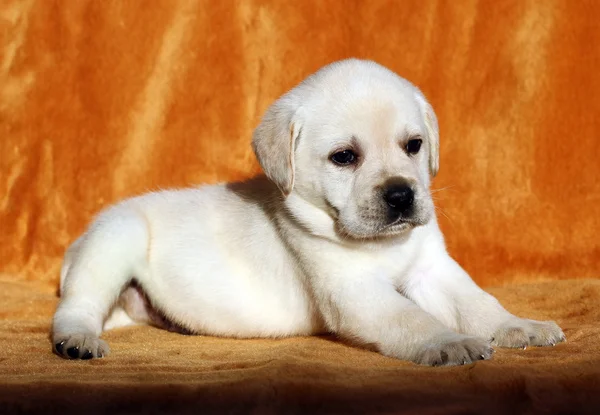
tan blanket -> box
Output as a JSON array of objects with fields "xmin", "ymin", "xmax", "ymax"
[{"xmin": 1, "ymin": 278, "xmax": 599, "ymax": 414}]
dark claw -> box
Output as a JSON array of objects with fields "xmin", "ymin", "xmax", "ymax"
[
  {"xmin": 67, "ymin": 346, "xmax": 79, "ymax": 359},
  {"xmin": 55, "ymin": 341, "xmax": 65, "ymax": 355},
  {"xmin": 479, "ymin": 354, "xmax": 485, "ymax": 360},
  {"xmin": 81, "ymin": 350, "xmax": 93, "ymax": 360}
]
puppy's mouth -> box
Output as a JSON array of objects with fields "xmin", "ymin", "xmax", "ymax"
[
  {"xmin": 326, "ymin": 199, "xmax": 430, "ymax": 240},
  {"xmin": 335, "ymin": 217, "xmax": 421, "ymax": 240},
  {"xmin": 379, "ymin": 219, "xmax": 418, "ymax": 235}
]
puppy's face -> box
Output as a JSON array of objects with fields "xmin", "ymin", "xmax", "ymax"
[
  {"xmin": 295, "ymin": 91, "xmax": 435, "ymax": 239},
  {"xmin": 253, "ymin": 59, "xmax": 439, "ymax": 240}
]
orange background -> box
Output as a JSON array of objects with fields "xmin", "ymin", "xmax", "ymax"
[{"xmin": 1, "ymin": 0, "xmax": 599, "ymax": 288}]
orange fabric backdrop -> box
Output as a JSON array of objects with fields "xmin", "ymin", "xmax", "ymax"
[{"xmin": 1, "ymin": 0, "xmax": 599, "ymax": 288}]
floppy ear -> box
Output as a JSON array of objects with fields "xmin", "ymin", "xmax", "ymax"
[
  {"xmin": 416, "ymin": 94, "xmax": 440, "ymax": 177},
  {"xmin": 252, "ymin": 96, "xmax": 302, "ymax": 196}
]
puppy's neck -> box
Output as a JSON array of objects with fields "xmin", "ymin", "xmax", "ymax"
[{"xmin": 282, "ymin": 193, "xmax": 339, "ymax": 241}]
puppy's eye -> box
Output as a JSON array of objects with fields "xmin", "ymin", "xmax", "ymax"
[
  {"xmin": 406, "ymin": 139, "xmax": 422, "ymax": 155},
  {"xmin": 330, "ymin": 150, "xmax": 357, "ymax": 166}
]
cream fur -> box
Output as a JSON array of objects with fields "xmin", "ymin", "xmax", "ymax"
[{"xmin": 52, "ymin": 59, "xmax": 565, "ymax": 365}]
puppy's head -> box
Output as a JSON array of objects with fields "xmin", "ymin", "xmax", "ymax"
[{"xmin": 252, "ymin": 59, "xmax": 439, "ymax": 240}]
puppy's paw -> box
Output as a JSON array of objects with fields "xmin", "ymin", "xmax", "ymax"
[
  {"xmin": 491, "ymin": 319, "xmax": 565, "ymax": 349},
  {"xmin": 53, "ymin": 333, "xmax": 110, "ymax": 360},
  {"xmin": 417, "ymin": 333, "xmax": 494, "ymax": 366}
]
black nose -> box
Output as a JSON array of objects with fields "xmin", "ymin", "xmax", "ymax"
[{"xmin": 383, "ymin": 185, "xmax": 414, "ymax": 214}]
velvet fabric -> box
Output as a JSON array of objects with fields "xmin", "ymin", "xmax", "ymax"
[
  {"xmin": 2, "ymin": 279, "xmax": 600, "ymax": 414},
  {"xmin": 1, "ymin": 0, "xmax": 599, "ymax": 413}
]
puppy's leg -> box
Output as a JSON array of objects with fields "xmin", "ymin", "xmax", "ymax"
[
  {"xmin": 405, "ymin": 253, "xmax": 565, "ymax": 349},
  {"xmin": 53, "ymin": 205, "xmax": 149, "ymax": 359},
  {"xmin": 318, "ymin": 276, "xmax": 494, "ymax": 366}
]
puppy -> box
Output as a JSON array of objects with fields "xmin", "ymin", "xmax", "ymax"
[{"xmin": 52, "ymin": 59, "xmax": 565, "ymax": 365}]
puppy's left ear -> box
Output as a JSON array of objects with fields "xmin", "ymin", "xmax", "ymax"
[
  {"xmin": 252, "ymin": 95, "xmax": 303, "ymax": 196},
  {"xmin": 416, "ymin": 94, "xmax": 440, "ymax": 177}
]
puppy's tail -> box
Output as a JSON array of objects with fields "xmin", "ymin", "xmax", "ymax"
[{"xmin": 53, "ymin": 202, "xmax": 150, "ymax": 338}]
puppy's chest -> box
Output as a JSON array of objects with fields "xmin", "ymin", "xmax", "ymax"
[{"xmin": 309, "ymin": 243, "xmax": 418, "ymax": 286}]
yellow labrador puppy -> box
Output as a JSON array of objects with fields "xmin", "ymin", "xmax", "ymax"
[{"xmin": 53, "ymin": 59, "xmax": 565, "ymax": 365}]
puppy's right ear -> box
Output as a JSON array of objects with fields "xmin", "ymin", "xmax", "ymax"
[{"xmin": 252, "ymin": 95, "xmax": 302, "ymax": 196}]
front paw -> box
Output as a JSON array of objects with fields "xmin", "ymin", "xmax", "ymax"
[
  {"xmin": 491, "ymin": 319, "xmax": 565, "ymax": 349},
  {"xmin": 417, "ymin": 333, "xmax": 494, "ymax": 366}
]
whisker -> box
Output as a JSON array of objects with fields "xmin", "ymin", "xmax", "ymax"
[
  {"xmin": 435, "ymin": 206, "xmax": 454, "ymax": 225},
  {"xmin": 430, "ymin": 185, "xmax": 456, "ymax": 195}
]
